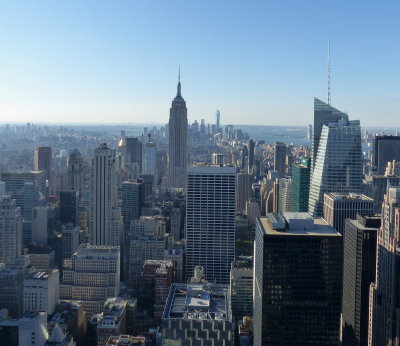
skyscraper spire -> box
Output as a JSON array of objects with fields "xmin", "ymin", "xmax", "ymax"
[
  {"xmin": 327, "ymin": 40, "xmax": 331, "ymax": 105},
  {"xmin": 177, "ymin": 65, "xmax": 181, "ymax": 97}
]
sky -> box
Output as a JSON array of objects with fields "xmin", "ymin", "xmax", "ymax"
[{"xmin": 0, "ymin": 1, "xmax": 400, "ymax": 126}]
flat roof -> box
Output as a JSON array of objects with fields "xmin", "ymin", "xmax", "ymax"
[
  {"xmin": 163, "ymin": 283, "xmax": 231, "ymax": 321},
  {"xmin": 258, "ymin": 216, "xmax": 340, "ymax": 237}
]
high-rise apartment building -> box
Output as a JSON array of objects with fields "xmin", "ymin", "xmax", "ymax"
[
  {"xmin": 60, "ymin": 244, "xmax": 120, "ymax": 319},
  {"xmin": 274, "ymin": 142, "xmax": 286, "ymax": 177},
  {"xmin": 323, "ymin": 193, "xmax": 374, "ymax": 234},
  {"xmin": 291, "ymin": 157, "xmax": 311, "ymax": 212},
  {"xmin": 372, "ymin": 135, "xmax": 400, "ymax": 174},
  {"xmin": 0, "ymin": 196, "xmax": 22, "ymax": 265},
  {"xmin": 0, "ymin": 171, "xmax": 46, "ymax": 245},
  {"xmin": 312, "ymin": 98, "xmax": 348, "ymax": 170},
  {"xmin": 34, "ymin": 146, "xmax": 52, "ymax": 181},
  {"xmin": 168, "ymin": 75, "xmax": 188, "ymax": 188},
  {"xmin": 369, "ymin": 187, "xmax": 400, "ymax": 345},
  {"xmin": 89, "ymin": 143, "xmax": 123, "ymax": 246},
  {"xmin": 67, "ymin": 149, "xmax": 84, "ymax": 195},
  {"xmin": 254, "ymin": 213, "xmax": 342, "ymax": 345},
  {"xmin": 309, "ymin": 117, "xmax": 363, "ymax": 217},
  {"xmin": 342, "ymin": 215, "xmax": 380, "ymax": 346},
  {"xmin": 186, "ymin": 165, "xmax": 236, "ymax": 284},
  {"xmin": 278, "ymin": 177, "xmax": 292, "ymax": 213}
]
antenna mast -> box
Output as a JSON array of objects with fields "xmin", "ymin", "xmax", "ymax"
[{"xmin": 327, "ymin": 40, "xmax": 331, "ymax": 105}]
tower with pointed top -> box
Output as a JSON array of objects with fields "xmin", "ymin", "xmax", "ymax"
[{"xmin": 167, "ymin": 71, "xmax": 188, "ymax": 188}]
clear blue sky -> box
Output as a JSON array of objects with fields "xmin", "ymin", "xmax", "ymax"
[{"xmin": 0, "ymin": 1, "xmax": 399, "ymax": 126}]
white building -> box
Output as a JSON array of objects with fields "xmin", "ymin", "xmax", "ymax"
[
  {"xmin": 24, "ymin": 269, "xmax": 59, "ymax": 315},
  {"xmin": 89, "ymin": 144, "xmax": 123, "ymax": 247},
  {"xmin": 186, "ymin": 165, "xmax": 236, "ymax": 284},
  {"xmin": 60, "ymin": 244, "xmax": 120, "ymax": 319},
  {"xmin": 0, "ymin": 196, "xmax": 23, "ymax": 265}
]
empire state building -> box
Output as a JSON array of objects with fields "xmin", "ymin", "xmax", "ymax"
[{"xmin": 168, "ymin": 72, "xmax": 188, "ymax": 188}]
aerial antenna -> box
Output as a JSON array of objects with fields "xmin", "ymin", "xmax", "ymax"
[
  {"xmin": 327, "ymin": 40, "xmax": 331, "ymax": 105},
  {"xmin": 178, "ymin": 65, "xmax": 180, "ymax": 83}
]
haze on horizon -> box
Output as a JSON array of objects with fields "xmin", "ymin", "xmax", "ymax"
[{"xmin": 0, "ymin": 1, "xmax": 399, "ymax": 126}]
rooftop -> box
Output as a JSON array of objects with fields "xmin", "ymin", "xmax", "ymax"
[
  {"xmin": 163, "ymin": 283, "xmax": 231, "ymax": 321},
  {"xmin": 258, "ymin": 213, "xmax": 340, "ymax": 237},
  {"xmin": 325, "ymin": 192, "xmax": 373, "ymax": 201}
]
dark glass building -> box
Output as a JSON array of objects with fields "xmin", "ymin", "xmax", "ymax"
[
  {"xmin": 254, "ymin": 212, "xmax": 342, "ymax": 345},
  {"xmin": 342, "ymin": 214, "xmax": 380, "ymax": 346},
  {"xmin": 291, "ymin": 157, "xmax": 311, "ymax": 212},
  {"xmin": 60, "ymin": 190, "xmax": 80, "ymax": 226},
  {"xmin": 372, "ymin": 135, "xmax": 400, "ymax": 174},
  {"xmin": 121, "ymin": 180, "xmax": 144, "ymax": 230}
]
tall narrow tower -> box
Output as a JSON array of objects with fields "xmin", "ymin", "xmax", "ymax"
[
  {"xmin": 89, "ymin": 143, "xmax": 123, "ymax": 246},
  {"xmin": 168, "ymin": 70, "xmax": 188, "ymax": 188}
]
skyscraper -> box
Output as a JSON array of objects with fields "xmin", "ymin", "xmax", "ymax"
[
  {"xmin": 216, "ymin": 108, "xmax": 221, "ymax": 132},
  {"xmin": 291, "ymin": 157, "xmax": 311, "ymax": 212},
  {"xmin": 323, "ymin": 193, "xmax": 374, "ymax": 234},
  {"xmin": 34, "ymin": 146, "xmax": 52, "ymax": 181},
  {"xmin": 236, "ymin": 171, "xmax": 252, "ymax": 213},
  {"xmin": 89, "ymin": 143, "xmax": 123, "ymax": 246},
  {"xmin": 274, "ymin": 142, "xmax": 286, "ymax": 177},
  {"xmin": 248, "ymin": 139, "xmax": 255, "ymax": 173},
  {"xmin": 0, "ymin": 171, "xmax": 46, "ymax": 245},
  {"xmin": 309, "ymin": 117, "xmax": 363, "ymax": 217},
  {"xmin": 143, "ymin": 141, "xmax": 157, "ymax": 175},
  {"xmin": 0, "ymin": 196, "xmax": 22, "ymax": 265},
  {"xmin": 121, "ymin": 180, "xmax": 144, "ymax": 230},
  {"xmin": 60, "ymin": 190, "xmax": 80, "ymax": 226},
  {"xmin": 372, "ymin": 135, "xmax": 400, "ymax": 174},
  {"xmin": 67, "ymin": 149, "xmax": 83, "ymax": 195},
  {"xmin": 342, "ymin": 214, "xmax": 380, "ymax": 346},
  {"xmin": 186, "ymin": 165, "xmax": 236, "ymax": 284},
  {"xmin": 254, "ymin": 213, "xmax": 342, "ymax": 345},
  {"xmin": 168, "ymin": 73, "xmax": 188, "ymax": 188},
  {"xmin": 369, "ymin": 187, "xmax": 400, "ymax": 345},
  {"xmin": 125, "ymin": 137, "xmax": 142, "ymax": 168},
  {"xmin": 312, "ymin": 98, "xmax": 348, "ymax": 170}
]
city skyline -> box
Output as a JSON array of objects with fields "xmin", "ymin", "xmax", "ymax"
[{"xmin": 1, "ymin": 1, "xmax": 400, "ymax": 126}]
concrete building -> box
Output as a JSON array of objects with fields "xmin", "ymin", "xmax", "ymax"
[
  {"xmin": 278, "ymin": 177, "xmax": 292, "ymax": 214},
  {"xmin": 67, "ymin": 149, "xmax": 84, "ymax": 195},
  {"xmin": 0, "ymin": 311, "xmax": 49, "ymax": 346},
  {"xmin": 61, "ymin": 224, "xmax": 80, "ymax": 260},
  {"xmin": 364, "ymin": 174, "xmax": 400, "ymax": 213},
  {"xmin": 323, "ymin": 193, "xmax": 374, "ymax": 234},
  {"xmin": 89, "ymin": 143, "xmax": 123, "ymax": 247},
  {"xmin": 164, "ymin": 248, "xmax": 184, "ymax": 283},
  {"xmin": 254, "ymin": 213, "xmax": 342, "ymax": 345},
  {"xmin": 167, "ymin": 73, "xmax": 188, "ymax": 188},
  {"xmin": 211, "ymin": 153, "xmax": 224, "ymax": 165},
  {"xmin": 0, "ymin": 171, "xmax": 46, "ymax": 245},
  {"xmin": 161, "ymin": 283, "xmax": 234, "ymax": 345},
  {"xmin": 369, "ymin": 187, "xmax": 400, "ymax": 345},
  {"xmin": 186, "ymin": 165, "xmax": 236, "ymax": 284},
  {"xmin": 34, "ymin": 146, "xmax": 52, "ymax": 181},
  {"xmin": 60, "ymin": 244, "xmax": 120, "ymax": 319},
  {"xmin": 24, "ymin": 269, "xmax": 59, "ymax": 315},
  {"xmin": 0, "ymin": 196, "xmax": 23, "ymax": 265},
  {"xmin": 230, "ymin": 257, "xmax": 253, "ymax": 319},
  {"xmin": 342, "ymin": 215, "xmax": 380, "ymax": 346},
  {"xmin": 236, "ymin": 171, "xmax": 252, "ymax": 213}
]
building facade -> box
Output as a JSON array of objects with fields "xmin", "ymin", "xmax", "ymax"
[{"xmin": 186, "ymin": 165, "xmax": 236, "ymax": 284}]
